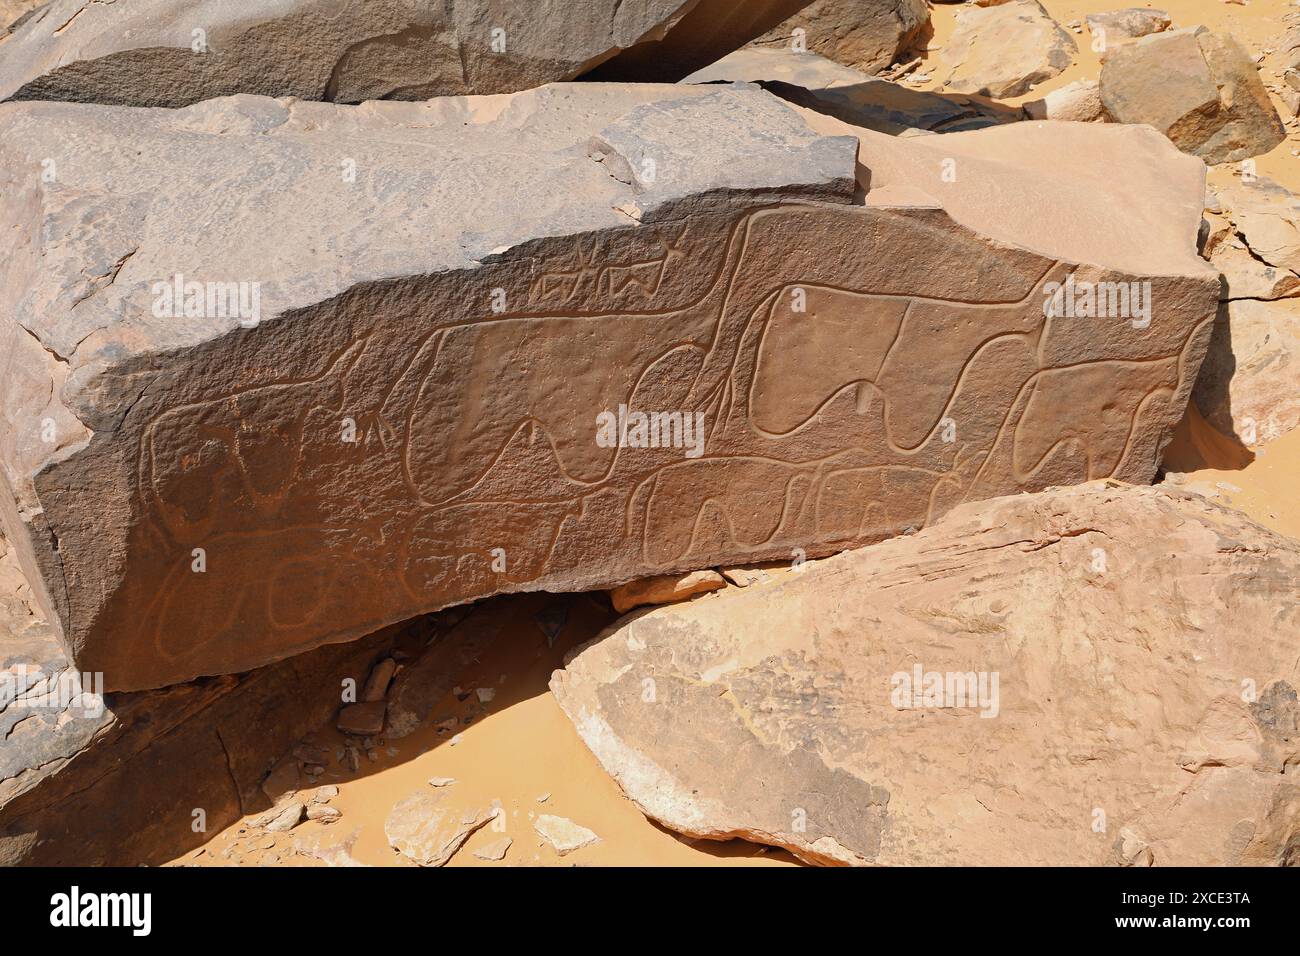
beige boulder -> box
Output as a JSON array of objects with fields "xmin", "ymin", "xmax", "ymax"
[
  {"xmin": 1024, "ymin": 79, "xmax": 1109, "ymax": 123},
  {"xmin": 552, "ymin": 484, "xmax": 1300, "ymax": 865},
  {"xmin": 0, "ymin": 0, "xmax": 810, "ymax": 106},
  {"xmin": 934, "ymin": 0, "xmax": 1077, "ymax": 99},
  {"xmin": 1099, "ymin": 27, "xmax": 1286, "ymax": 165},
  {"xmin": 748, "ymin": 0, "xmax": 930, "ymax": 75},
  {"xmin": 1085, "ymin": 8, "xmax": 1171, "ymax": 44},
  {"xmin": 609, "ymin": 569, "xmax": 726, "ymax": 613}
]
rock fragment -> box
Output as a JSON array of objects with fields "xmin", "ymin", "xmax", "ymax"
[
  {"xmin": 748, "ymin": 0, "xmax": 931, "ymax": 75},
  {"xmin": 385, "ymin": 789, "xmax": 495, "ymax": 866},
  {"xmin": 609, "ymin": 570, "xmax": 727, "ymax": 614},
  {"xmin": 534, "ymin": 815, "xmax": 601, "ymax": 856},
  {"xmin": 934, "ymin": 0, "xmax": 1077, "ymax": 98}
]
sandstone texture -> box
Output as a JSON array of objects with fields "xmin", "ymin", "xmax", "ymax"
[
  {"xmin": 748, "ymin": 0, "xmax": 931, "ymax": 76},
  {"xmin": 0, "ymin": 84, "xmax": 1219, "ymax": 692},
  {"xmin": 0, "ymin": 523, "xmax": 409, "ymax": 865},
  {"xmin": 1024, "ymin": 79, "xmax": 1108, "ymax": 123},
  {"xmin": 1099, "ymin": 27, "xmax": 1286, "ymax": 166},
  {"xmin": 1195, "ymin": 178, "xmax": 1300, "ymax": 445},
  {"xmin": 934, "ymin": 0, "xmax": 1077, "ymax": 99},
  {"xmin": 384, "ymin": 788, "xmax": 495, "ymax": 866},
  {"xmin": 551, "ymin": 484, "xmax": 1300, "ymax": 866},
  {"xmin": 685, "ymin": 48, "xmax": 1025, "ymax": 134},
  {"xmin": 1085, "ymin": 8, "xmax": 1171, "ymax": 43},
  {"xmin": 0, "ymin": 0, "xmax": 811, "ymax": 106}
]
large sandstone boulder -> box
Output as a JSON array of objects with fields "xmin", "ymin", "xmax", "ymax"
[
  {"xmin": 0, "ymin": 0, "xmax": 810, "ymax": 106},
  {"xmin": 551, "ymin": 484, "xmax": 1300, "ymax": 866},
  {"xmin": 685, "ymin": 48, "xmax": 1025, "ymax": 135},
  {"xmin": 0, "ymin": 84, "xmax": 1218, "ymax": 692},
  {"xmin": 1099, "ymin": 27, "xmax": 1286, "ymax": 166},
  {"xmin": 933, "ymin": 0, "xmax": 1076, "ymax": 99},
  {"xmin": 748, "ymin": 0, "xmax": 930, "ymax": 75}
]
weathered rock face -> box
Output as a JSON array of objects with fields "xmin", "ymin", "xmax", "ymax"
[
  {"xmin": 0, "ymin": 524, "xmax": 408, "ymax": 866},
  {"xmin": 0, "ymin": 0, "xmax": 809, "ymax": 106},
  {"xmin": 551, "ymin": 484, "xmax": 1300, "ymax": 866},
  {"xmin": 748, "ymin": 0, "xmax": 930, "ymax": 76},
  {"xmin": 1195, "ymin": 178, "xmax": 1300, "ymax": 446},
  {"xmin": 0, "ymin": 0, "xmax": 43, "ymax": 32},
  {"xmin": 685, "ymin": 48, "xmax": 1026, "ymax": 134},
  {"xmin": 933, "ymin": 0, "xmax": 1076, "ymax": 99},
  {"xmin": 1085, "ymin": 8, "xmax": 1171, "ymax": 44},
  {"xmin": 0, "ymin": 84, "xmax": 1219, "ymax": 692},
  {"xmin": 1099, "ymin": 27, "xmax": 1286, "ymax": 166}
]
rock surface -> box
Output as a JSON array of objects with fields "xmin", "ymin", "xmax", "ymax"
[
  {"xmin": 685, "ymin": 48, "xmax": 1026, "ymax": 134},
  {"xmin": 0, "ymin": 84, "xmax": 1218, "ymax": 692},
  {"xmin": 551, "ymin": 484, "xmax": 1300, "ymax": 865},
  {"xmin": 534, "ymin": 814, "xmax": 600, "ymax": 855},
  {"xmin": 0, "ymin": 0, "xmax": 809, "ymax": 106},
  {"xmin": 748, "ymin": 0, "xmax": 930, "ymax": 75},
  {"xmin": 609, "ymin": 569, "xmax": 726, "ymax": 613},
  {"xmin": 0, "ymin": 522, "xmax": 411, "ymax": 865},
  {"xmin": 1099, "ymin": 27, "xmax": 1286, "ymax": 165},
  {"xmin": 1024, "ymin": 79, "xmax": 1108, "ymax": 123},
  {"xmin": 1085, "ymin": 8, "xmax": 1171, "ymax": 43},
  {"xmin": 384, "ymin": 788, "xmax": 495, "ymax": 866},
  {"xmin": 1195, "ymin": 178, "xmax": 1300, "ymax": 445},
  {"xmin": 934, "ymin": 0, "xmax": 1076, "ymax": 98}
]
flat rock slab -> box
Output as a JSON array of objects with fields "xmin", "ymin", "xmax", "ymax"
[
  {"xmin": 0, "ymin": 84, "xmax": 1217, "ymax": 691},
  {"xmin": 1100, "ymin": 27, "xmax": 1286, "ymax": 166},
  {"xmin": 551, "ymin": 484, "xmax": 1300, "ymax": 866},
  {"xmin": 0, "ymin": 0, "xmax": 810, "ymax": 106},
  {"xmin": 534, "ymin": 814, "xmax": 600, "ymax": 855},
  {"xmin": 384, "ymin": 788, "xmax": 495, "ymax": 866}
]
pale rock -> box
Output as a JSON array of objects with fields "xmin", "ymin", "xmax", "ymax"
[
  {"xmin": 262, "ymin": 801, "xmax": 305, "ymax": 833},
  {"xmin": 609, "ymin": 569, "xmax": 727, "ymax": 613},
  {"xmin": 1194, "ymin": 298, "xmax": 1300, "ymax": 444},
  {"xmin": 385, "ymin": 789, "xmax": 495, "ymax": 866},
  {"xmin": 552, "ymin": 485, "xmax": 1300, "ymax": 865},
  {"xmin": 306, "ymin": 805, "xmax": 342, "ymax": 823},
  {"xmin": 1099, "ymin": 27, "xmax": 1286, "ymax": 165},
  {"xmin": 1085, "ymin": 8, "xmax": 1172, "ymax": 42},
  {"xmin": 934, "ymin": 0, "xmax": 1077, "ymax": 98},
  {"xmin": 720, "ymin": 566, "xmax": 773, "ymax": 587},
  {"xmin": 427, "ymin": 777, "xmax": 457, "ymax": 788},
  {"xmin": 534, "ymin": 814, "xmax": 601, "ymax": 855},
  {"xmin": 1024, "ymin": 80, "xmax": 1109, "ymax": 122},
  {"xmin": 308, "ymin": 785, "xmax": 339, "ymax": 805},
  {"xmin": 473, "ymin": 836, "xmax": 513, "ymax": 861},
  {"xmin": 1217, "ymin": 177, "xmax": 1300, "ymax": 275}
]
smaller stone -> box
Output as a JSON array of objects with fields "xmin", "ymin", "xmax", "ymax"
[
  {"xmin": 1085, "ymin": 8, "xmax": 1171, "ymax": 41},
  {"xmin": 309, "ymin": 785, "xmax": 339, "ymax": 805},
  {"xmin": 306, "ymin": 805, "xmax": 342, "ymax": 823},
  {"xmin": 609, "ymin": 570, "xmax": 727, "ymax": 613},
  {"xmin": 337, "ymin": 701, "xmax": 386, "ymax": 736},
  {"xmin": 475, "ymin": 687, "xmax": 496, "ymax": 704},
  {"xmin": 263, "ymin": 801, "xmax": 306, "ymax": 833},
  {"xmin": 536, "ymin": 792, "xmax": 551, "ymax": 803},
  {"xmin": 473, "ymin": 836, "xmax": 513, "ymax": 861},
  {"xmin": 362, "ymin": 658, "xmax": 398, "ymax": 702},
  {"xmin": 1024, "ymin": 79, "xmax": 1108, "ymax": 122},
  {"xmin": 428, "ymin": 776, "xmax": 457, "ymax": 787},
  {"xmin": 720, "ymin": 566, "xmax": 772, "ymax": 588},
  {"xmin": 534, "ymin": 814, "xmax": 600, "ymax": 856}
]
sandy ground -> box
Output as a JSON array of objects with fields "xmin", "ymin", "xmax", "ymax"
[
  {"xmin": 173, "ymin": 590, "xmax": 798, "ymax": 867},
  {"xmin": 173, "ymin": 0, "xmax": 1298, "ymax": 868}
]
